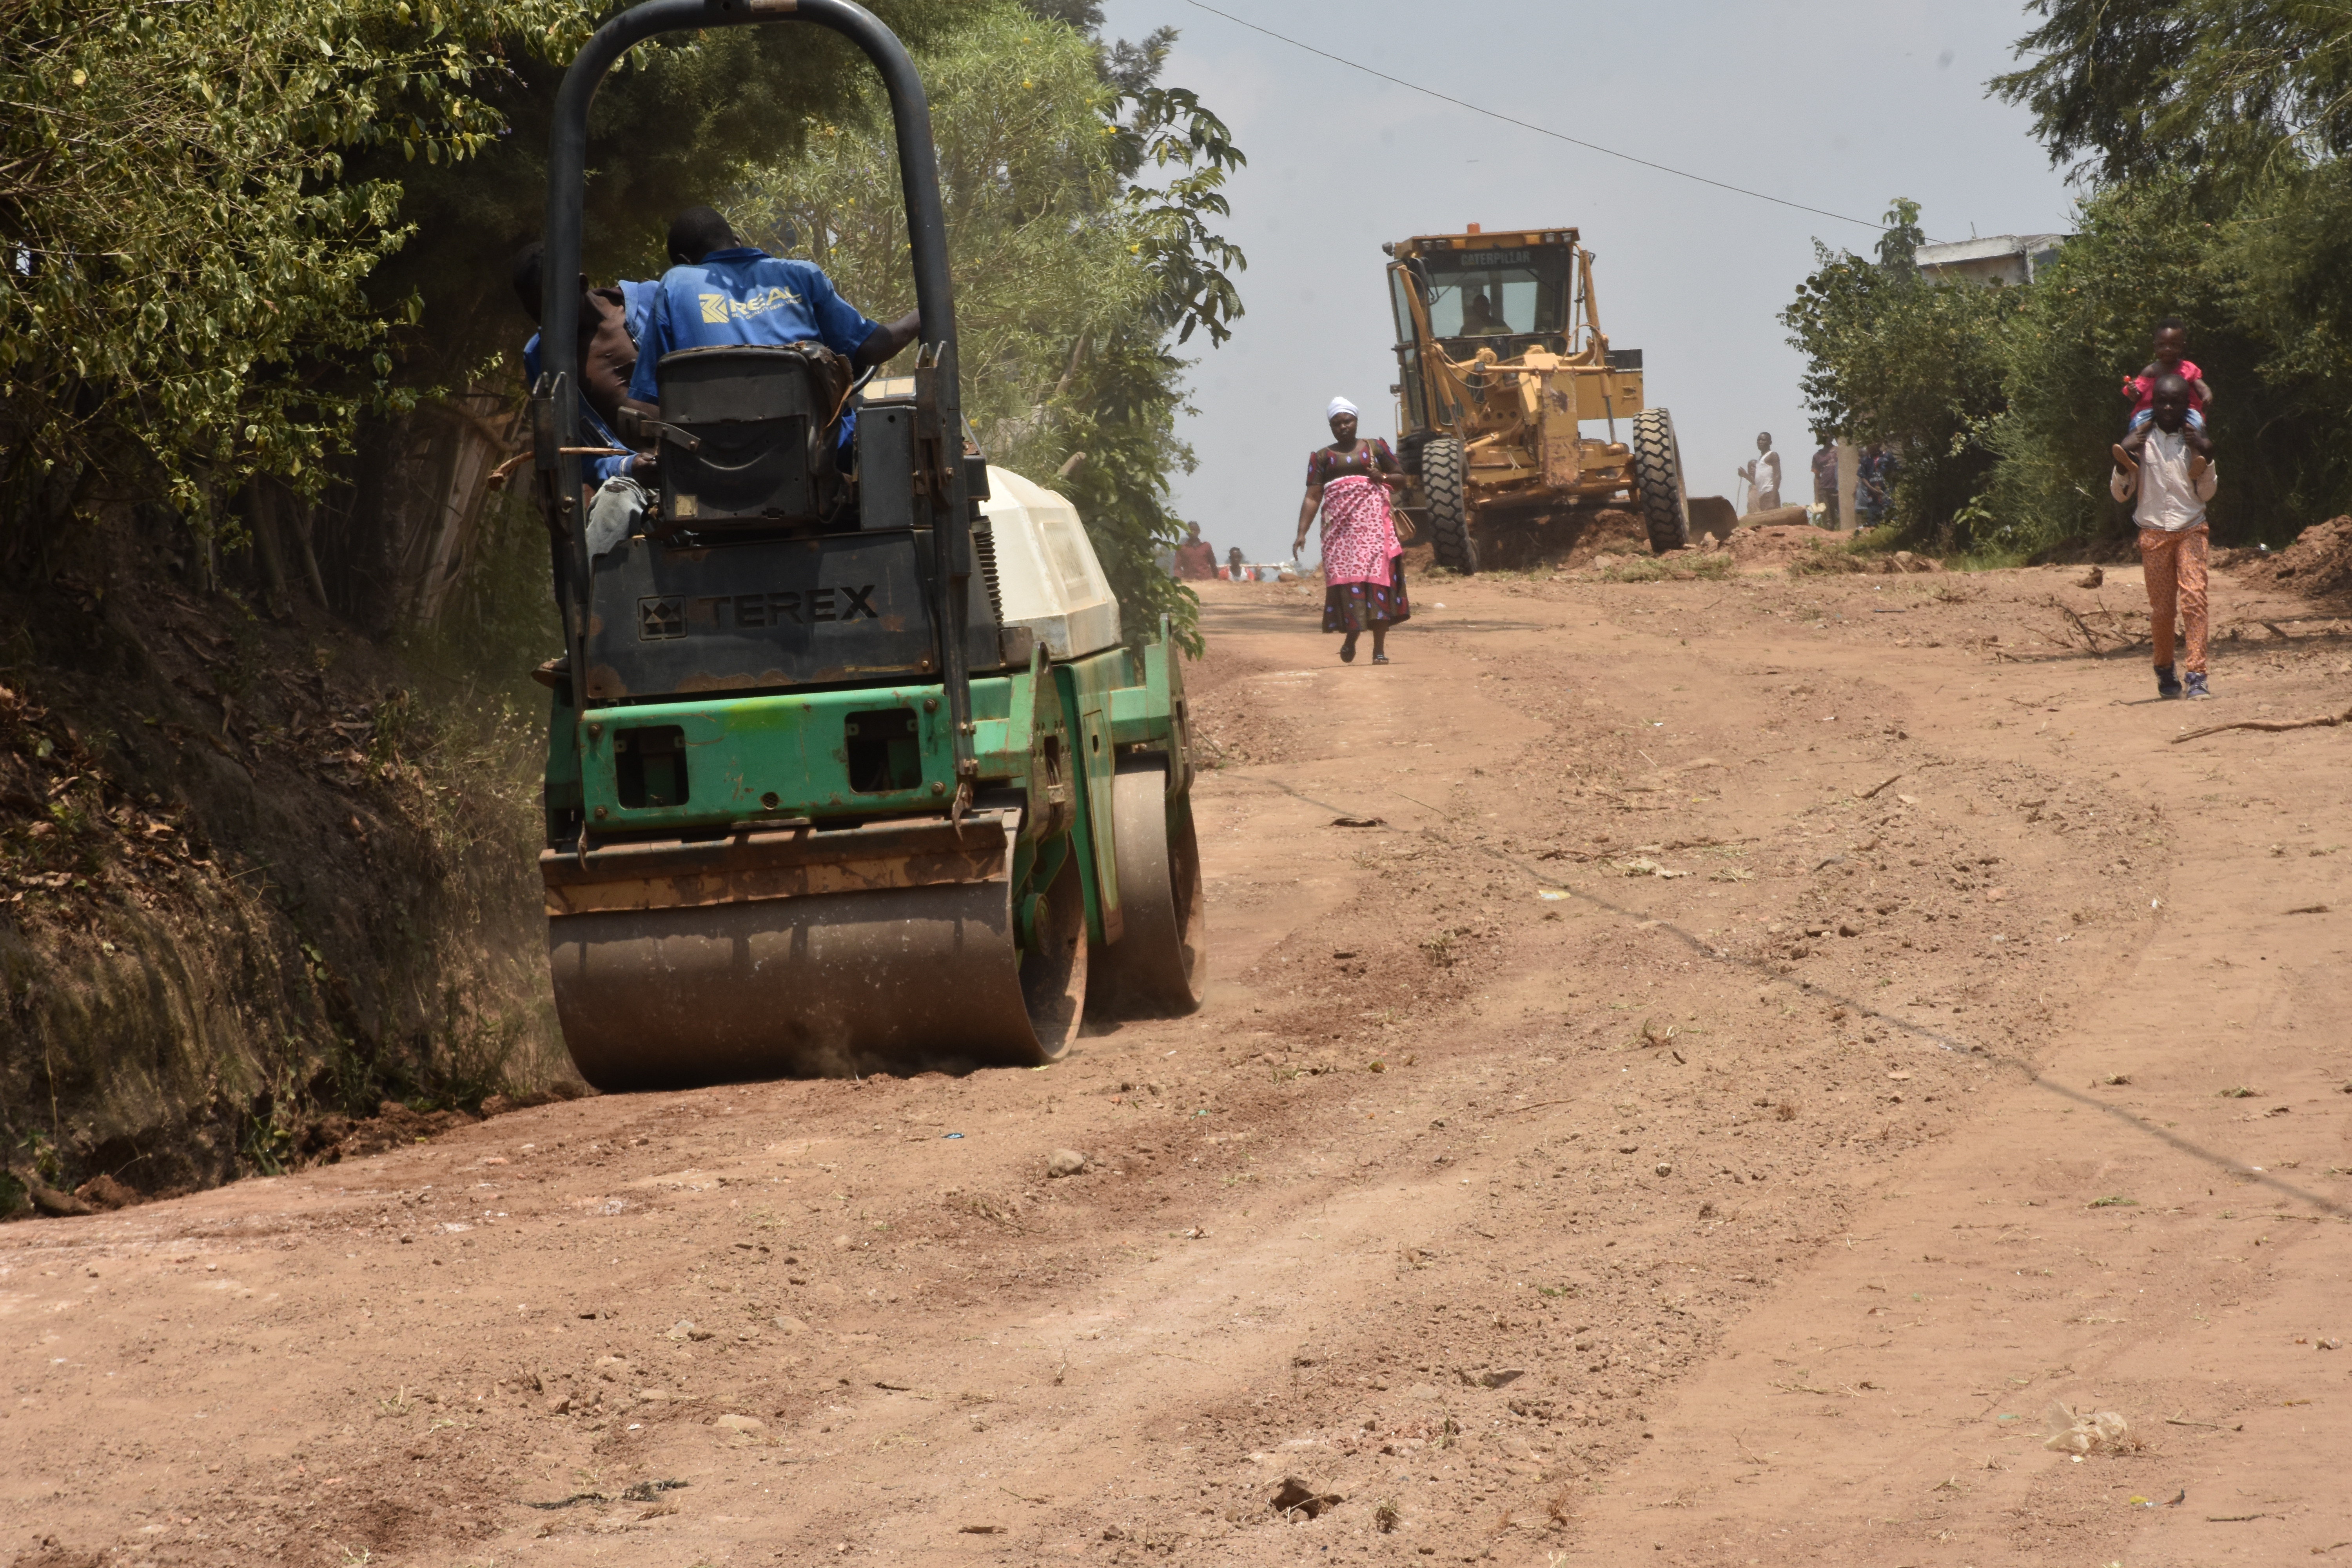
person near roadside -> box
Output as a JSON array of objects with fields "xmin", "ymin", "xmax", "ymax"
[
  {"xmin": 512, "ymin": 241, "xmax": 654, "ymax": 485},
  {"xmin": 1738, "ymin": 432, "xmax": 1781, "ymax": 514},
  {"xmin": 512, "ymin": 244, "xmax": 656, "ymax": 680},
  {"xmin": 2118, "ymin": 316, "xmax": 2214, "ymax": 457},
  {"xmin": 1854, "ymin": 442, "xmax": 1897, "ymax": 528},
  {"xmin": 626, "ymin": 205, "xmax": 920, "ymax": 409},
  {"xmin": 2110, "ymin": 372, "xmax": 2218, "ymax": 700},
  {"xmin": 593, "ymin": 206, "xmax": 923, "ymax": 552},
  {"xmin": 1227, "ymin": 545, "xmax": 1247, "ymax": 582},
  {"xmin": 1170, "ymin": 524, "xmax": 1216, "ymax": 580},
  {"xmin": 1810, "ymin": 438, "xmax": 1840, "ymax": 528},
  {"xmin": 1292, "ymin": 396, "xmax": 1410, "ymax": 665},
  {"xmin": 1461, "ymin": 290, "xmax": 1510, "ymax": 337}
]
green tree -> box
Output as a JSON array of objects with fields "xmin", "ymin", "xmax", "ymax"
[
  {"xmin": 328, "ymin": 0, "xmax": 974, "ymax": 633},
  {"xmin": 0, "ymin": 0, "xmax": 591, "ymax": 550},
  {"xmin": 1995, "ymin": 0, "xmax": 2352, "ymax": 189},
  {"xmin": 1976, "ymin": 0, "xmax": 2352, "ymax": 548},
  {"xmin": 1780, "ymin": 200, "xmax": 2024, "ymax": 547},
  {"xmin": 732, "ymin": 3, "xmax": 1242, "ymax": 652},
  {"xmin": 1991, "ymin": 1, "xmax": 2206, "ymax": 184},
  {"xmin": 0, "ymin": 0, "xmax": 978, "ymax": 624},
  {"xmin": 1785, "ymin": 2, "xmax": 2352, "ymax": 555},
  {"xmin": 359, "ymin": 1, "xmax": 974, "ymax": 392}
]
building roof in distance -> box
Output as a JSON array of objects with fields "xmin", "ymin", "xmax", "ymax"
[{"xmin": 1915, "ymin": 233, "xmax": 2069, "ymax": 268}]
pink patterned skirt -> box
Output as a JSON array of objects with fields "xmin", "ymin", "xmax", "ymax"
[{"xmin": 1318, "ymin": 475, "xmax": 1410, "ymax": 633}]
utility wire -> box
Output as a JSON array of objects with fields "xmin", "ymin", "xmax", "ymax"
[{"xmin": 1184, "ymin": 0, "xmax": 1895, "ymax": 235}]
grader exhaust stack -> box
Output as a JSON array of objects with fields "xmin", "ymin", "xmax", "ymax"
[
  {"xmin": 1384, "ymin": 226, "xmax": 1689, "ymax": 573},
  {"xmin": 530, "ymin": 0, "xmax": 1203, "ymax": 1090}
]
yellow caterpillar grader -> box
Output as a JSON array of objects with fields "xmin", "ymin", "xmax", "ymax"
[{"xmin": 1384, "ymin": 225, "xmax": 1688, "ymax": 573}]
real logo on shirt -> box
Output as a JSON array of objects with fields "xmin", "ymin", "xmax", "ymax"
[{"xmin": 697, "ymin": 286, "xmax": 804, "ymax": 325}]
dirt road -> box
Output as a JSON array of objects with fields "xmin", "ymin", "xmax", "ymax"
[{"xmin": 7, "ymin": 559, "xmax": 2350, "ymax": 1568}]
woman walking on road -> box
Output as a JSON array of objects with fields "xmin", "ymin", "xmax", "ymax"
[{"xmin": 1294, "ymin": 396, "xmax": 1411, "ymax": 664}]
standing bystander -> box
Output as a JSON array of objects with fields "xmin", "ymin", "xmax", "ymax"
[
  {"xmin": 1810, "ymin": 438, "xmax": 1840, "ymax": 528},
  {"xmin": 2110, "ymin": 373, "xmax": 2218, "ymax": 699},
  {"xmin": 1170, "ymin": 524, "xmax": 1216, "ymax": 580},
  {"xmin": 1854, "ymin": 443, "xmax": 1897, "ymax": 528},
  {"xmin": 1738, "ymin": 433, "xmax": 1781, "ymax": 514}
]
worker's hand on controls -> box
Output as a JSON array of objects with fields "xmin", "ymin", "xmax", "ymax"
[{"xmin": 629, "ymin": 451, "xmax": 661, "ymax": 485}]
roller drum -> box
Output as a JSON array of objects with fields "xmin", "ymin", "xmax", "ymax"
[
  {"xmin": 1089, "ymin": 759, "xmax": 1207, "ymax": 1016},
  {"xmin": 549, "ymin": 821, "xmax": 1086, "ymax": 1090}
]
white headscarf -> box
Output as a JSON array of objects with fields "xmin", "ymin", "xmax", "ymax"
[{"xmin": 1326, "ymin": 396, "xmax": 1359, "ymax": 422}]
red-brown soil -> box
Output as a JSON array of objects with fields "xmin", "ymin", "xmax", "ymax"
[
  {"xmin": 6, "ymin": 555, "xmax": 2350, "ymax": 1567},
  {"xmin": 2227, "ymin": 513, "xmax": 2352, "ymax": 596}
]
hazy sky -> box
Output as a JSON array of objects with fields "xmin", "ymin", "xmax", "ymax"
[{"xmin": 1093, "ymin": 0, "xmax": 2078, "ymax": 564}]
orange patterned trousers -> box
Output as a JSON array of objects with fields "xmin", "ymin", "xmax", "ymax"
[{"xmin": 2139, "ymin": 524, "xmax": 2209, "ymax": 675}]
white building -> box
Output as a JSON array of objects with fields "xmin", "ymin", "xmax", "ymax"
[{"xmin": 1914, "ymin": 233, "xmax": 2069, "ymax": 288}]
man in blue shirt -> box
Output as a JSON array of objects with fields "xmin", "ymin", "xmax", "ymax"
[{"xmin": 624, "ymin": 205, "xmax": 920, "ymax": 410}]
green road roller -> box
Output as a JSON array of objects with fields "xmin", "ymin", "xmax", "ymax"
[{"xmin": 529, "ymin": 0, "xmax": 1205, "ymax": 1090}]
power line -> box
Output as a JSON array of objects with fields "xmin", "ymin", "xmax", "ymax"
[{"xmin": 1183, "ymin": 0, "xmax": 1895, "ymax": 236}]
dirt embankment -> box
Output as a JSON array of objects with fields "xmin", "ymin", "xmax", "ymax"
[
  {"xmin": 0, "ymin": 551, "xmax": 570, "ymax": 1219},
  {"xmin": 2224, "ymin": 512, "xmax": 2352, "ymax": 595}
]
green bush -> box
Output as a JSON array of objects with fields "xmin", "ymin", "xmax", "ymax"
[
  {"xmin": 733, "ymin": 4, "xmax": 1244, "ymax": 654},
  {"xmin": 1783, "ymin": 5, "xmax": 2352, "ymax": 554}
]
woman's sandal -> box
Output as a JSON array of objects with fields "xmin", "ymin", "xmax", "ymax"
[
  {"xmin": 1340, "ymin": 636, "xmax": 1359, "ymax": 664},
  {"xmin": 1371, "ymin": 653, "xmax": 1391, "ymax": 665}
]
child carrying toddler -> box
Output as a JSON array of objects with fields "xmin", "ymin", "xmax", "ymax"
[{"xmin": 2110, "ymin": 372, "xmax": 2218, "ymax": 701}]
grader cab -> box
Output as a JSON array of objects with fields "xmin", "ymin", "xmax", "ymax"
[{"xmin": 1385, "ymin": 225, "xmax": 1688, "ymax": 573}]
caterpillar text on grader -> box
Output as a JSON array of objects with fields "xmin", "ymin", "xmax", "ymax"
[
  {"xmin": 1384, "ymin": 225, "xmax": 1689, "ymax": 573},
  {"xmin": 531, "ymin": 0, "xmax": 1204, "ymax": 1091}
]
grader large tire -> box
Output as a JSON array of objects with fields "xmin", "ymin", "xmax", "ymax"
[
  {"xmin": 1630, "ymin": 408, "xmax": 1691, "ymax": 554},
  {"xmin": 1421, "ymin": 436, "xmax": 1478, "ymax": 575}
]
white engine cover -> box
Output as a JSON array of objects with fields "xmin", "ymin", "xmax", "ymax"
[{"xmin": 982, "ymin": 465, "xmax": 1122, "ymax": 659}]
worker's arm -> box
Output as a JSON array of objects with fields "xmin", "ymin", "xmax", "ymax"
[{"xmin": 852, "ymin": 310, "xmax": 923, "ymax": 371}]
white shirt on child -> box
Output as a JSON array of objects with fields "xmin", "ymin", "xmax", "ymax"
[{"xmin": 2109, "ymin": 428, "xmax": 2216, "ymax": 532}]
